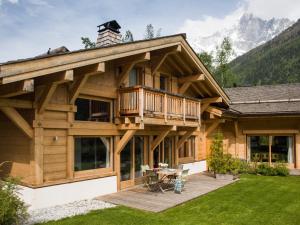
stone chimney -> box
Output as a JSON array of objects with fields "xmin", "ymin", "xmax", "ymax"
[{"xmin": 96, "ymin": 20, "xmax": 122, "ymax": 47}]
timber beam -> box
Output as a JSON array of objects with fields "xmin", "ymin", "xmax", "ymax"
[
  {"xmin": 35, "ymin": 70, "xmax": 73, "ymax": 86},
  {"xmin": 178, "ymin": 74, "xmax": 205, "ymax": 83},
  {"xmin": 150, "ymin": 126, "xmax": 175, "ymax": 151},
  {"xmin": 175, "ymin": 128, "xmax": 197, "ymax": 151},
  {"xmin": 201, "ymin": 97, "xmax": 222, "ymax": 104},
  {"xmin": 151, "ymin": 45, "xmax": 181, "ymax": 76},
  {"xmin": 205, "ymin": 119, "xmax": 225, "ymax": 137},
  {"xmin": 206, "ymin": 106, "xmax": 223, "ymax": 117},
  {"xmin": 117, "ymin": 52, "xmax": 150, "ymax": 86},
  {"xmin": 0, "ymin": 79, "xmax": 34, "ymax": 98},
  {"xmin": 70, "ymin": 63, "xmax": 105, "ymax": 104},
  {"xmin": 116, "ymin": 130, "xmax": 137, "ymax": 154},
  {"xmin": 178, "ymin": 81, "xmax": 192, "ymax": 94},
  {"xmin": 0, "ymin": 98, "xmax": 33, "ymax": 109},
  {"xmin": 37, "ymin": 70, "xmax": 74, "ymax": 113},
  {"xmin": 0, "ymin": 106, "xmax": 33, "ymax": 138}
]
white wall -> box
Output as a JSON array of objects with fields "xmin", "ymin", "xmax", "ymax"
[
  {"xmin": 18, "ymin": 176, "xmax": 117, "ymax": 210},
  {"xmin": 182, "ymin": 160, "xmax": 207, "ymax": 174}
]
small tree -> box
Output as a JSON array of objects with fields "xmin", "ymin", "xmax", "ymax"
[
  {"xmin": 197, "ymin": 51, "xmax": 214, "ymax": 72},
  {"xmin": 208, "ymin": 132, "xmax": 227, "ymax": 174},
  {"xmin": 214, "ymin": 37, "xmax": 236, "ymax": 87},
  {"xmin": 144, "ymin": 24, "xmax": 162, "ymax": 40},
  {"xmin": 81, "ymin": 37, "xmax": 96, "ymax": 49},
  {"xmin": 0, "ymin": 163, "xmax": 28, "ymax": 225},
  {"xmin": 122, "ymin": 30, "xmax": 134, "ymax": 43}
]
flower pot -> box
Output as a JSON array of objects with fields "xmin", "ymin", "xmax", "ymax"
[{"xmin": 215, "ymin": 173, "xmax": 234, "ymax": 180}]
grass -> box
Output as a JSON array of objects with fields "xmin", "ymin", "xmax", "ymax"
[{"xmin": 39, "ymin": 175, "xmax": 300, "ymax": 225}]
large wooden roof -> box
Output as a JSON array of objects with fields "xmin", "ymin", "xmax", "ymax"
[{"xmin": 0, "ymin": 34, "xmax": 230, "ymax": 105}]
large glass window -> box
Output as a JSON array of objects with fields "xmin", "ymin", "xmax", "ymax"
[
  {"xmin": 128, "ymin": 68, "xmax": 143, "ymax": 87},
  {"xmin": 248, "ymin": 135, "xmax": 294, "ymax": 163},
  {"xmin": 75, "ymin": 137, "xmax": 111, "ymax": 171},
  {"xmin": 160, "ymin": 75, "xmax": 168, "ymax": 91},
  {"xmin": 75, "ymin": 98, "xmax": 111, "ymax": 122},
  {"xmin": 249, "ymin": 136, "xmax": 269, "ymax": 162},
  {"xmin": 271, "ymin": 136, "xmax": 294, "ymax": 163},
  {"xmin": 179, "ymin": 136, "xmax": 195, "ymax": 161}
]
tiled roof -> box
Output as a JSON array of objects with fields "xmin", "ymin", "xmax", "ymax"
[{"xmin": 225, "ymin": 83, "xmax": 300, "ymax": 116}]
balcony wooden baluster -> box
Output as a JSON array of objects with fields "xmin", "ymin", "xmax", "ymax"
[{"xmin": 118, "ymin": 86, "xmax": 201, "ymax": 124}]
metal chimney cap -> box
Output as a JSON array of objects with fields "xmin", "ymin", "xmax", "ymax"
[{"xmin": 97, "ymin": 20, "xmax": 121, "ymax": 34}]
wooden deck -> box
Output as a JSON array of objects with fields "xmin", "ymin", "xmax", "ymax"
[{"xmin": 97, "ymin": 173, "xmax": 237, "ymax": 212}]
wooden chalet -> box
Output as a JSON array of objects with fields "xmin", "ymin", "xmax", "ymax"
[{"xmin": 0, "ymin": 20, "xmax": 299, "ymax": 209}]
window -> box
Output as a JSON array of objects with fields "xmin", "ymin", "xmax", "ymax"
[
  {"xmin": 75, "ymin": 137, "xmax": 111, "ymax": 171},
  {"xmin": 75, "ymin": 98, "xmax": 111, "ymax": 122},
  {"xmin": 160, "ymin": 75, "xmax": 168, "ymax": 91},
  {"xmin": 129, "ymin": 68, "xmax": 143, "ymax": 87},
  {"xmin": 179, "ymin": 136, "xmax": 195, "ymax": 162},
  {"xmin": 248, "ymin": 135, "xmax": 294, "ymax": 164}
]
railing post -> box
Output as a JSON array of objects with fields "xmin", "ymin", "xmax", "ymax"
[
  {"xmin": 118, "ymin": 91, "xmax": 121, "ymax": 117},
  {"xmin": 198, "ymin": 101, "xmax": 201, "ymax": 125},
  {"xmin": 164, "ymin": 93, "xmax": 167, "ymax": 123},
  {"xmin": 139, "ymin": 87, "xmax": 144, "ymax": 121},
  {"xmin": 183, "ymin": 98, "xmax": 186, "ymax": 124}
]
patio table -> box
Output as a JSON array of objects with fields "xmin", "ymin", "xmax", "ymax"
[{"xmin": 156, "ymin": 169, "xmax": 180, "ymax": 192}]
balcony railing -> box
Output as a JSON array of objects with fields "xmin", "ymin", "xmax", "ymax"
[{"xmin": 118, "ymin": 86, "xmax": 201, "ymax": 123}]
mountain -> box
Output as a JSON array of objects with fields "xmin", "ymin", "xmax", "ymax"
[
  {"xmin": 229, "ymin": 19, "xmax": 300, "ymax": 86},
  {"xmin": 189, "ymin": 13, "xmax": 294, "ymax": 57}
]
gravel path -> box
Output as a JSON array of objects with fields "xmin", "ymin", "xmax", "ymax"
[{"xmin": 26, "ymin": 199, "xmax": 116, "ymax": 225}]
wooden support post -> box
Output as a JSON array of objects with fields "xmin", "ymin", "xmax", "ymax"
[
  {"xmin": 116, "ymin": 130, "xmax": 136, "ymax": 154},
  {"xmin": 205, "ymin": 120, "xmax": 223, "ymax": 137},
  {"xmin": 175, "ymin": 129, "xmax": 196, "ymax": 151},
  {"xmin": 0, "ymin": 79, "xmax": 34, "ymax": 98},
  {"xmin": 183, "ymin": 98, "xmax": 186, "ymax": 124},
  {"xmin": 150, "ymin": 127, "xmax": 173, "ymax": 152},
  {"xmin": 70, "ymin": 63, "xmax": 105, "ymax": 104},
  {"xmin": 149, "ymin": 136, "xmax": 154, "ymax": 168},
  {"xmin": 114, "ymin": 136, "xmax": 121, "ymax": 190},
  {"xmin": 34, "ymin": 127, "xmax": 44, "ymax": 185},
  {"xmin": 234, "ymin": 120, "xmax": 239, "ymax": 157},
  {"xmin": 164, "ymin": 93, "xmax": 168, "ymax": 123},
  {"xmin": 178, "ymin": 82, "xmax": 192, "ymax": 94},
  {"xmin": 0, "ymin": 106, "xmax": 33, "ymax": 138},
  {"xmin": 296, "ymin": 134, "xmax": 300, "ymax": 169},
  {"xmin": 138, "ymin": 88, "xmax": 144, "ymax": 121},
  {"xmin": 174, "ymin": 136, "xmax": 179, "ymax": 166}
]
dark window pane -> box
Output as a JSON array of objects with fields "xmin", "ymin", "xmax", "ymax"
[
  {"xmin": 160, "ymin": 75, "xmax": 167, "ymax": 91},
  {"xmin": 75, "ymin": 137, "xmax": 110, "ymax": 171},
  {"xmin": 75, "ymin": 98, "xmax": 111, "ymax": 122},
  {"xmin": 271, "ymin": 136, "xmax": 294, "ymax": 163},
  {"xmin": 129, "ymin": 69, "xmax": 138, "ymax": 86},
  {"xmin": 134, "ymin": 136, "xmax": 144, "ymax": 178},
  {"xmin": 75, "ymin": 98, "xmax": 90, "ymax": 121},
  {"xmin": 249, "ymin": 136, "xmax": 269, "ymax": 162}
]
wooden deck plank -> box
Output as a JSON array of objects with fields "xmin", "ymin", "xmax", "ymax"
[{"xmin": 97, "ymin": 174, "xmax": 237, "ymax": 212}]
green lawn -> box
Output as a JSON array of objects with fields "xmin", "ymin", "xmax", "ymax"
[{"xmin": 40, "ymin": 175, "xmax": 300, "ymax": 225}]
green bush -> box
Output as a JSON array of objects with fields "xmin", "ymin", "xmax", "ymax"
[
  {"xmin": 0, "ymin": 177, "xmax": 28, "ymax": 225},
  {"xmin": 255, "ymin": 163, "xmax": 289, "ymax": 176}
]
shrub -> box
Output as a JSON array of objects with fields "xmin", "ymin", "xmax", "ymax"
[
  {"xmin": 255, "ymin": 162, "xmax": 289, "ymax": 176},
  {"xmin": 0, "ymin": 166, "xmax": 28, "ymax": 225}
]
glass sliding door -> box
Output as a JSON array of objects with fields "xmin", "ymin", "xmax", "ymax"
[
  {"xmin": 249, "ymin": 136, "xmax": 269, "ymax": 162},
  {"xmin": 120, "ymin": 136, "xmax": 144, "ymax": 189},
  {"xmin": 120, "ymin": 139, "xmax": 133, "ymax": 182},
  {"xmin": 248, "ymin": 135, "xmax": 294, "ymax": 165},
  {"xmin": 134, "ymin": 136, "xmax": 144, "ymax": 179},
  {"xmin": 271, "ymin": 136, "xmax": 294, "ymax": 163},
  {"xmin": 164, "ymin": 137, "xmax": 173, "ymax": 167}
]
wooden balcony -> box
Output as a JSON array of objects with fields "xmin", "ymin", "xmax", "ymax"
[{"xmin": 118, "ymin": 86, "xmax": 201, "ymax": 125}]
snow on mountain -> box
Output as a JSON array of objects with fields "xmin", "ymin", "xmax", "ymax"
[{"xmin": 187, "ymin": 13, "xmax": 294, "ymax": 58}]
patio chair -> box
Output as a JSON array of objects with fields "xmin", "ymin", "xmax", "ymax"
[
  {"xmin": 144, "ymin": 170, "xmax": 164, "ymax": 192},
  {"xmin": 141, "ymin": 165, "xmax": 150, "ymax": 175},
  {"xmin": 181, "ymin": 169, "xmax": 189, "ymax": 188},
  {"xmin": 177, "ymin": 164, "xmax": 184, "ymax": 170}
]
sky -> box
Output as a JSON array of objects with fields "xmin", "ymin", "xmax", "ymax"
[{"xmin": 0, "ymin": 0, "xmax": 299, "ymax": 63}]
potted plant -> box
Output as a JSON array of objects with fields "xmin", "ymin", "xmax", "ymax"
[{"xmin": 207, "ymin": 132, "xmax": 234, "ymax": 180}]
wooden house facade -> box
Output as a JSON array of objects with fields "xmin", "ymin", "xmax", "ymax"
[{"xmin": 0, "ymin": 23, "xmax": 299, "ymax": 209}]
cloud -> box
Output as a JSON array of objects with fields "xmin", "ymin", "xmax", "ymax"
[
  {"xmin": 245, "ymin": 0, "xmax": 300, "ymax": 20},
  {"xmin": 178, "ymin": 0, "xmax": 300, "ymax": 40},
  {"xmin": 0, "ymin": 0, "xmax": 18, "ymax": 6}
]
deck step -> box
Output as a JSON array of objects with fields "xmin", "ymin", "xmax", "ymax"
[{"xmin": 290, "ymin": 169, "xmax": 300, "ymax": 176}]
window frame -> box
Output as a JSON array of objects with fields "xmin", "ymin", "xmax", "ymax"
[
  {"xmin": 74, "ymin": 136, "xmax": 114, "ymax": 179},
  {"xmin": 75, "ymin": 95, "xmax": 113, "ymax": 123},
  {"xmin": 247, "ymin": 134, "xmax": 295, "ymax": 165},
  {"xmin": 178, "ymin": 136, "xmax": 195, "ymax": 164}
]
